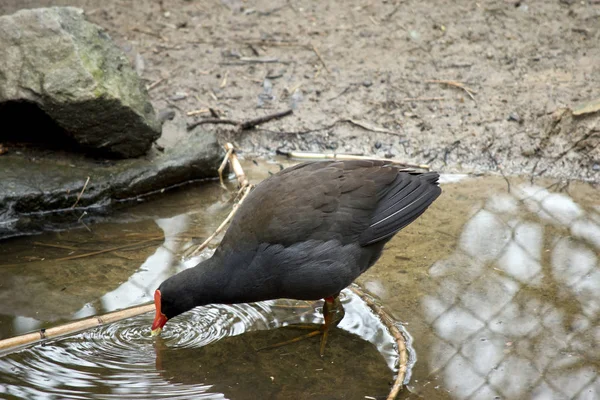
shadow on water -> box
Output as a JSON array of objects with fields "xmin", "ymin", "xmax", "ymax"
[{"xmin": 0, "ymin": 159, "xmax": 598, "ymax": 399}]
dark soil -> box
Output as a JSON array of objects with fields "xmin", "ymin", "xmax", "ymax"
[{"xmin": 1, "ymin": 0, "xmax": 599, "ymax": 182}]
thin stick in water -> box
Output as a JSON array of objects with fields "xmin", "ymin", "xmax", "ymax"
[
  {"xmin": 349, "ymin": 286, "xmax": 408, "ymax": 400},
  {"xmin": 1, "ymin": 237, "xmax": 163, "ymax": 267},
  {"xmin": 188, "ymin": 184, "xmax": 253, "ymax": 258}
]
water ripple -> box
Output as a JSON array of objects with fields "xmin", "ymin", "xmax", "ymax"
[{"xmin": 0, "ymin": 291, "xmax": 409, "ymax": 399}]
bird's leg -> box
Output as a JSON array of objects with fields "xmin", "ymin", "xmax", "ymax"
[
  {"xmin": 257, "ymin": 293, "xmax": 345, "ymax": 356},
  {"xmin": 320, "ymin": 294, "xmax": 345, "ymax": 356}
]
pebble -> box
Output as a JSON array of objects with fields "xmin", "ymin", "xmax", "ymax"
[
  {"xmin": 157, "ymin": 108, "xmax": 176, "ymax": 124},
  {"xmin": 507, "ymin": 112, "xmax": 521, "ymax": 123},
  {"xmin": 169, "ymin": 92, "xmax": 188, "ymax": 101}
]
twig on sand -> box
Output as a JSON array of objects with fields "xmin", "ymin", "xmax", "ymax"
[
  {"xmin": 400, "ymin": 96, "xmax": 445, "ymax": 102},
  {"xmin": 71, "ymin": 176, "xmax": 90, "ymax": 209},
  {"xmin": 311, "ymin": 44, "xmax": 330, "ymax": 73},
  {"xmin": 265, "ymin": 118, "xmax": 403, "ymax": 138},
  {"xmin": 187, "ymin": 118, "xmax": 239, "ymax": 129},
  {"xmin": 132, "ymin": 27, "xmax": 164, "ymax": 40},
  {"xmin": 0, "ymin": 304, "xmax": 155, "ymax": 353},
  {"xmin": 349, "ymin": 286, "xmax": 409, "ymax": 399},
  {"xmin": 239, "ymin": 109, "xmax": 293, "ymax": 130},
  {"xmin": 426, "ymin": 79, "xmax": 476, "ymax": 101},
  {"xmin": 220, "ymin": 57, "xmax": 287, "ymax": 66},
  {"xmin": 186, "ymin": 108, "xmax": 210, "ymax": 117},
  {"xmin": 146, "ymin": 77, "xmax": 166, "ymax": 91},
  {"xmin": 279, "ymin": 151, "xmax": 430, "ymax": 170},
  {"xmin": 220, "ymin": 70, "xmax": 229, "ymax": 88},
  {"xmin": 345, "ymin": 118, "xmax": 403, "ymax": 137},
  {"xmin": 187, "ymin": 109, "xmax": 293, "ymax": 131}
]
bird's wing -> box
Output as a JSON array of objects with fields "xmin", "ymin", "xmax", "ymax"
[
  {"xmin": 358, "ymin": 171, "xmax": 441, "ymax": 245},
  {"xmin": 218, "ymin": 160, "xmax": 440, "ymax": 252}
]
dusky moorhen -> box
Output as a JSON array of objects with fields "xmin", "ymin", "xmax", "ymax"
[{"xmin": 151, "ymin": 160, "xmax": 441, "ymax": 354}]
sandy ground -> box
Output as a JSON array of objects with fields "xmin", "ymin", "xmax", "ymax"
[{"xmin": 1, "ymin": 0, "xmax": 599, "ymax": 183}]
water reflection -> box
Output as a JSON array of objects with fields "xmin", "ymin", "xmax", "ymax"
[
  {"xmin": 423, "ymin": 183, "xmax": 600, "ymax": 399},
  {"xmin": 97, "ymin": 215, "xmax": 193, "ymax": 311}
]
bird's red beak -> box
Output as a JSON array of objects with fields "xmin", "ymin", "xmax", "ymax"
[{"xmin": 151, "ymin": 290, "xmax": 168, "ymax": 336}]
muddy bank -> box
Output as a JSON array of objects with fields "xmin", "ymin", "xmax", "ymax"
[
  {"xmin": 2, "ymin": 0, "xmax": 597, "ymax": 181},
  {"xmin": 0, "ymin": 0, "xmax": 598, "ymax": 240}
]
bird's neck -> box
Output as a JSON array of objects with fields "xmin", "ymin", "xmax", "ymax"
[
  {"xmin": 169, "ymin": 254, "xmax": 234, "ymax": 307},
  {"xmin": 165, "ymin": 248, "xmax": 268, "ymax": 314}
]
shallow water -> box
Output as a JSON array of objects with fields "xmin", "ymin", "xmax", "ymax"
[{"xmin": 0, "ymin": 159, "xmax": 598, "ymax": 399}]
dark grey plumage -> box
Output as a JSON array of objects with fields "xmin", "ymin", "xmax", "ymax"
[{"xmin": 157, "ymin": 160, "xmax": 441, "ymax": 321}]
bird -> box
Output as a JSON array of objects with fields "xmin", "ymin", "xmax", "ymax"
[{"xmin": 151, "ymin": 159, "xmax": 441, "ymax": 355}]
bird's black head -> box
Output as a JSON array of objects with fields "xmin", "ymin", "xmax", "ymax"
[
  {"xmin": 150, "ymin": 274, "xmax": 196, "ymax": 336},
  {"xmin": 149, "ymin": 257, "xmax": 230, "ymax": 336}
]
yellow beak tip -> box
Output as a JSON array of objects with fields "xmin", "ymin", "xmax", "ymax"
[{"xmin": 150, "ymin": 328, "xmax": 162, "ymax": 337}]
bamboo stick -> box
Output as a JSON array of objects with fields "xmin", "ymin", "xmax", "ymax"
[
  {"xmin": 282, "ymin": 151, "xmax": 430, "ymax": 170},
  {"xmin": 0, "ymin": 304, "xmax": 154, "ymax": 353},
  {"xmin": 349, "ymin": 286, "xmax": 408, "ymax": 399}
]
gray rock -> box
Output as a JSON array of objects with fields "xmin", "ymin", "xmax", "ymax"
[
  {"xmin": 0, "ymin": 7, "xmax": 161, "ymax": 158},
  {"xmin": 0, "ymin": 126, "xmax": 224, "ymax": 239}
]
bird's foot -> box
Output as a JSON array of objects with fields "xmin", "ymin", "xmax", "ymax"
[{"xmin": 319, "ymin": 295, "xmax": 344, "ymax": 356}]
